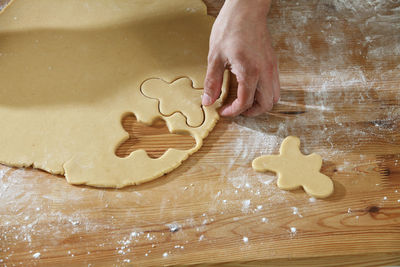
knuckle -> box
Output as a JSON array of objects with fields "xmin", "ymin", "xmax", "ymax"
[
  {"xmin": 264, "ymin": 102, "xmax": 274, "ymax": 111},
  {"xmin": 264, "ymin": 63, "xmax": 275, "ymax": 75},
  {"xmin": 235, "ymin": 72, "xmax": 257, "ymax": 87},
  {"xmin": 239, "ymin": 100, "xmax": 252, "ymax": 110},
  {"xmin": 245, "ymin": 95, "xmax": 254, "ymax": 106},
  {"xmin": 204, "ymin": 77, "xmax": 219, "ymax": 90},
  {"xmin": 231, "ymin": 47, "xmax": 246, "ymax": 60},
  {"xmin": 248, "ymin": 64, "xmax": 261, "ymax": 77},
  {"xmin": 235, "ymin": 71, "xmax": 246, "ymax": 84},
  {"xmin": 233, "ymin": 59, "xmax": 261, "ymax": 78},
  {"xmin": 207, "ymin": 50, "xmax": 219, "ymax": 64}
]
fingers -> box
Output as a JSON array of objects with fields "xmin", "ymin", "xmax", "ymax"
[
  {"xmin": 202, "ymin": 55, "xmax": 225, "ymax": 106},
  {"xmin": 219, "ymin": 72, "xmax": 258, "ymax": 117},
  {"xmin": 242, "ymin": 88, "xmax": 273, "ymax": 117},
  {"xmin": 272, "ymin": 61, "xmax": 280, "ymax": 104},
  {"xmin": 243, "ymin": 63, "xmax": 280, "ymax": 117}
]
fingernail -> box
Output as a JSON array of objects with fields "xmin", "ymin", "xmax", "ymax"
[{"xmin": 202, "ymin": 93, "xmax": 212, "ymax": 106}]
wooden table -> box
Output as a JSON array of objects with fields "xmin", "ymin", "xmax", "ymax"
[{"xmin": 1, "ymin": 0, "xmax": 400, "ymax": 266}]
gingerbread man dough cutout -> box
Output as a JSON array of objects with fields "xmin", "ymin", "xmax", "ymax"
[
  {"xmin": 252, "ymin": 136, "xmax": 334, "ymax": 198},
  {"xmin": 141, "ymin": 78, "xmax": 204, "ymax": 127}
]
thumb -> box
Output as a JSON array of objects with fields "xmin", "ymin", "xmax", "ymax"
[{"xmin": 202, "ymin": 57, "xmax": 225, "ymax": 106}]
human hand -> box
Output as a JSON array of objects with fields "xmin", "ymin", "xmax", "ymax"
[{"xmin": 202, "ymin": 0, "xmax": 280, "ymax": 117}]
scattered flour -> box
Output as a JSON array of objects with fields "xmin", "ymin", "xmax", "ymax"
[
  {"xmin": 241, "ymin": 199, "xmax": 251, "ymax": 213},
  {"xmin": 309, "ymin": 197, "xmax": 316, "ymax": 203},
  {"xmin": 166, "ymin": 222, "xmax": 181, "ymax": 233},
  {"xmin": 1, "ymin": 0, "xmax": 399, "ymax": 265},
  {"xmin": 198, "ymin": 234, "xmax": 204, "ymax": 241},
  {"xmin": 32, "ymin": 252, "xmax": 40, "ymax": 259},
  {"xmin": 291, "ymin": 207, "xmax": 303, "ymax": 218}
]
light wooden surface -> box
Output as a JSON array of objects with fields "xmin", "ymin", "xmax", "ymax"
[{"xmin": 1, "ymin": 0, "xmax": 400, "ymax": 266}]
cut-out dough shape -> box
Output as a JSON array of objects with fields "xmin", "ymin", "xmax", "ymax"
[
  {"xmin": 141, "ymin": 78, "xmax": 204, "ymax": 127},
  {"xmin": 252, "ymin": 136, "xmax": 334, "ymax": 198},
  {"xmin": 0, "ymin": 0, "xmax": 229, "ymax": 188}
]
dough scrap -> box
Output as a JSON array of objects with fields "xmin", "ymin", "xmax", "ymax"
[
  {"xmin": 0, "ymin": 0, "xmax": 229, "ymax": 188},
  {"xmin": 141, "ymin": 77, "xmax": 204, "ymax": 127},
  {"xmin": 252, "ymin": 136, "xmax": 334, "ymax": 198}
]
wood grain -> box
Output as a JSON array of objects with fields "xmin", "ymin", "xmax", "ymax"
[
  {"xmin": 1, "ymin": 0, "xmax": 400, "ymax": 266},
  {"xmin": 198, "ymin": 252, "xmax": 400, "ymax": 267},
  {"xmin": 115, "ymin": 114, "xmax": 196, "ymax": 159}
]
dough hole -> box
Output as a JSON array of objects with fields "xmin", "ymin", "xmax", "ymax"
[{"xmin": 115, "ymin": 113, "xmax": 196, "ymax": 159}]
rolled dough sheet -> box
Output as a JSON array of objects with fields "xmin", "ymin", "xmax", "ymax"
[{"xmin": 0, "ymin": 0, "xmax": 228, "ymax": 188}]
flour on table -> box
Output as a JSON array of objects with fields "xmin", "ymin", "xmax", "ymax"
[{"xmin": 1, "ymin": 0, "xmax": 399, "ymax": 264}]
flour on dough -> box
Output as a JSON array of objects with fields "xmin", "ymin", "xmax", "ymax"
[
  {"xmin": 0, "ymin": 0, "xmax": 229, "ymax": 188},
  {"xmin": 252, "ymin": 136, "xmax": 334, "ymax": 198}
]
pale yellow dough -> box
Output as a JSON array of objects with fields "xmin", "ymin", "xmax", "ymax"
[
  {"xmin": 252, "ymin": 136, "xmax": 334, "ymax": 198},
  {"xmin": 141, "ymin": 78, "xmax": 204, "ymax": 127},
  {"xmin": 0, "ymin": 0, "xmax": 228, "ymax": 188}
]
